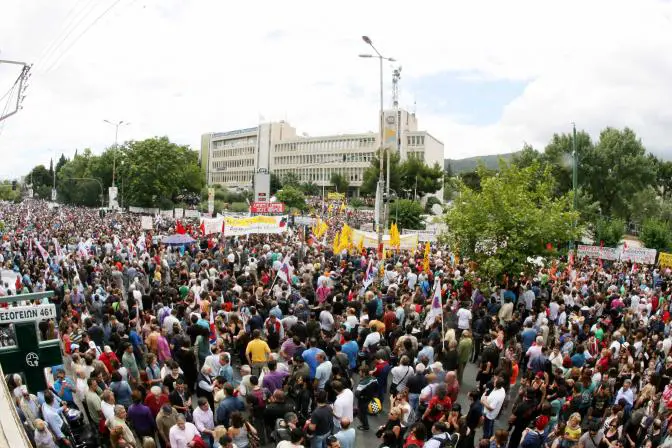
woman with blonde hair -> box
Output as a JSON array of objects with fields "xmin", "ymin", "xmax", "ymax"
[{"xmin": 563, "ymin": 412, "xmax": 582, "ymax": 447}]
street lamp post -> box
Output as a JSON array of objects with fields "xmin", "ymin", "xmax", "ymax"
[
  {"xmin": 570, "ymin": 123, "xmax": 578, "ymax": 250},
  {"xmin": 359, "ymin": 35, "xmax": 395, "ymax": 253},
  {"xmin": 103, "ymin": 120, "xmax": 129, "ymax": 187}
]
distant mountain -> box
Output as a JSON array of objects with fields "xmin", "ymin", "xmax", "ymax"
[{"xmin": 444, "ymin": 152, "xmax": 519, "ymax": 174}]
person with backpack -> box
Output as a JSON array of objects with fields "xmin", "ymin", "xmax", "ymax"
[
  {"xmin": 423, "ymin": 422, "xmax": 456, "ymax": 448},
  {"xmin": 355, "ymin": 365, "xmax": 378, "ymax": 431}
]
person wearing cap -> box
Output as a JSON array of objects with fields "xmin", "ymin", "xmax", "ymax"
[{"xmin": 156, "ymin": 404, "xmax": 178, "ymax": 448}]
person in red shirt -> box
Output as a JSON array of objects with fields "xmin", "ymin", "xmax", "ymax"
[
  {"xmin": 383, "ymin": 304, "xmax": 397, "ymax": 333},
  {"xmin": 422, "ymin": 384, "xmax": 452, "ymax": 425},
  {"xmin": 99, "ymin": 346, "xmax": 120, "ymax": 373},
  {"xmin": 144, "ymin": 385, "xmax": 170, "ymax": 417}
]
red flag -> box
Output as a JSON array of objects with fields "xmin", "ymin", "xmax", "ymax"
[
  {"xmin": 176, "ymin": 220, "xmax": 186, "ymax": 235},
  {"xmin": 15, "ymin": 276, "xmax": 21, "ymax": 291},
  {"xmin": 623, "ymin": 241, "xmax": 628, "ymax": 250}
]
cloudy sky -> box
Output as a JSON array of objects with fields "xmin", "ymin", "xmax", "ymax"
[{"xmin": 1, "ymin": 0, "xmax": 671, "ymax": 179}]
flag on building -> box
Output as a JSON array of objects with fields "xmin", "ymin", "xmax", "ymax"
[{"xmin": 424, "ymin": 278, "xmax": 443, "ymax": 329}]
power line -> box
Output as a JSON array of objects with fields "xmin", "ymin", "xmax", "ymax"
[
  {"xmin": 45, "ymin": 0, "xmax": 123, "ymax": 73},
  {"xmin": 35, "ymin": 0, "xmax": 100, "ymax": 71},
  {"xmin": 33, "ymin": 0, "xmax": 94, "ymax": 69}
]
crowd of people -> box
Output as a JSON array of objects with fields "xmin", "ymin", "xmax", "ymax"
[{"xmin": 2, "ymin": 199, "xmax": 672, "ymax": 448}]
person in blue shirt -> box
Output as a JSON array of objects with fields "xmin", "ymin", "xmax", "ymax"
[
  {"xmin": 52, "ymin": 368, "xmax": 76, "ymax": 406},
  {"xmin": 571, "ymin": 345, "xmax": 587, "ymax": 367},
  {"xmin": 520, "ymin": 323, "xmax": 538, "ymax": 353},
  {"xmin": 302, "ymin": 338, "xmax": 325, "ymax": 379},
  {"xmin": 215, "ymin": 383, "xmax": 244, "ymax": 426},
  {"xmin": 341, "ymin": 333, "xmax": 359, "ymax": 371}
]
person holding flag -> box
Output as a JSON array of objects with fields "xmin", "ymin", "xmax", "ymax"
[{"xmin": 424, "ymin": 277, "xmax": 443, "ymax": 330}]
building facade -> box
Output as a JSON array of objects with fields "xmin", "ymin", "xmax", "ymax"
[{"xmin": 200, "ymin": 109, "xmax": 444, "ymax": 196}]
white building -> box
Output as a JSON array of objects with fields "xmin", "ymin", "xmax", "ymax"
[{"xmin": 200, "ymin": 109, "xmax": 444, "ymax": 196}]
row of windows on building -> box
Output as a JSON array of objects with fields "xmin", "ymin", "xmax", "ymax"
[
  {"xmin": 210, "ymin": 171, "xmax": 254, "ymax": 184},
  {"xmin": 275, "ymin": 137, "xmax": 376, "ymax": 153},
  {"xmin": 408, "ymin": 135, "xmax": 425, "ymax": 146},
  {"xmin": 211, "ymin": 158, "xmax": 255, "ymax": 170},
  {"xmin": 212, "ymin": 137, "xmax": 257, "ymax": 149},
  {"xmin": 406, "ymin": 151, "xmax": 425, "ymax": 161},
  {"xmin": 273, "ymin": 152, "xmax": 375, "ymax": 166},
  {"xmin": 274, "ymin": 167, "xmax": 365, "ymax": 184},
  {"xmin": 212, "ymin": 147, "xmax": 255, "ymax": 159}
]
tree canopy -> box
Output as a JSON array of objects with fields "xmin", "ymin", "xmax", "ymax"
[
  {"xmin": 360, "ymin": 152, "xmax": 443, "ymax": 198},
  {"xmin": 444, "ymin": 162, "xmax": 581, "ymax": 280}
]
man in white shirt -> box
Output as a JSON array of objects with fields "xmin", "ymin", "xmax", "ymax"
[
  {"xmin": 332, "ymin": 382, "xmax": 354, "ymax": 430},
  {"xmin": 456, "ymin": 304, "xmax": 472, "ymax": 334},
  {"xmin": 481, "ymin": 377, "xmax": 506, "ymax": 439},
  {"xmin": 192, "ymin": 398, "xmax": 216, "ymax": 445},
  {"xmin": 169, "ymin": 413, "xmax": 201, "ymax": 448}
]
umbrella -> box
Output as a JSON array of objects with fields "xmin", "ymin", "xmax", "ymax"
[{"xmin": 162, "ymin": 234, "xmax": 195, "ymax": 245}]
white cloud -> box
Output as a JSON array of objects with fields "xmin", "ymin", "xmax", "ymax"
[{"xmin": 0, "ymin": 0, "xmax": 671, "ymax": 178}]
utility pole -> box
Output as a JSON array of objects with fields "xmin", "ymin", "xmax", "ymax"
[
  {"xmin": 0, "ymin": 60, "xmax": 31, "ymax": 123},
  {"xmin": 570, "ymin": 123, "xmax": 578, "ymax": 250},
  {"xmin": 360, "ymin": 36, "xmax": 395, "ymax": 254}
]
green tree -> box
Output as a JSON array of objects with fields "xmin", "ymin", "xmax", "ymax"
[
  {"xmin": 445, "ymin": 162, "xmax": 580, "ymax": 280},
  {"xmin": 360, "ymin": 152, "xmax": 402, "ymax": 196},
  {"xmin": 425, "ymin": 196, "xmax": 443, "ymax": 214},
  {"xmin": 592, "ymin": 218, "xmax": 625, "ymax": 247},
  {"xmin": 511, "ymin": 144, "xmax": 543, "ymax": 169},
  {"xmin": 400, "ymin": 158, "xmax": 443, "ymax": 197},
  {"xmin": 55, "ymin": 153, "xmax": 68, "ymax": 175},
  {"xmin": 582, "ymin": 128, "xmax": 656, "ymax": 220},
  {"xmin": 57, "ymin": 148, "xmax": 104, "ymax": 206},
  {"xmin": 655, "ymin": 159, "xmax": 672, "ymax": 200},
  {"xmin": 27, "ymin": 165, "xmax": 53, "ymax": 188},
  {"xmin": 123, "ymin": 137, "xmax": 204, "ymax": 207},
  {"xmin": 0, "ymin": 182, "xmax": 21, "ymax": 202},
  {"xmin": 276, "ymin": 186, "xmax": 307, "ymax": 211},
  {"xmin": 270, "ymin": 173, "xmax": 282, "ymax": 194},
  {"xmin": 542, "ymin": 130, "xmax": 593, "ymax": 195},
  {"xmin": 300, "ymin": 182, "xmax": 320, "ymax": 196},
  {"xmin": 639, "ymin": 219, "xmax": 672, "ymax": 251},
  {"xmin": 349, "ymin": 197, "xmax": 364, "ymax": 209},
  {"xmin": 330, "ymin": 173, "xmax": 349, "ymax": 194},
  {"xmin": 282, "ymin": 172, "xmax": 301, "ymax": 188},
  {"xmin": 389, "ymin": 199, "xmax": 425, "ymax": 230}
]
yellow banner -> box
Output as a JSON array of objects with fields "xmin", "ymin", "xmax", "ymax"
[
  {"xmin": 659, "ymin": 252, "xmax": 672, "ymax": 268},
  {"xmin": 327, "ymin": 192, "xmax": 345, "ymax": 200},
  {"xmin": 224, "ymin": 215, "xmax": 287, "ymax": 236}
]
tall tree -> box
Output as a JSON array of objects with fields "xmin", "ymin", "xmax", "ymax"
[
  {"xmin": 360, "ymin": 152, "xmax": 402, "ymax": 196},
  {"xmin": 655, "ymin": 159, "xmax": 672, "ymax": 200},
  {"xmin": 542, "ymin": 130, "xmax": 593, "ymax": 195},
  {"xmin": 330, "ymin": 172, "xmax": 349, "ymax": 193},
  {"xmin": 582, "ymin": 127, "xmax": 656, "ymax": 220},
  {"xmin": 445, "ymin": 162, "xmax": 580, "ymax": 280},
  {"xmin": 282, "ymin": 172, "xmax": 301, "ymax": 188},
  {"xmin": 270, "ymin": 173, "xmax": 282, "ymax": 194},
  {"xmin": 123, "ymin": 137, "xmax": 204, "ymax": 207},
  {"xmin": 399, "ymin": 157, "xmax": 443, "ymax": 197}
]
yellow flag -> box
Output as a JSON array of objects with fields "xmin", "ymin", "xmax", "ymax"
[
  {"xmin": 333, "ymin": 231, "xmax": 341, "ymax": 253},
  {"xmin": 357, "ymin": 237, "xmax": 364, "ymax": 254},
  {"xmin": 423, "ymin": 241, "xmax": 431, "ymax": 273},
  {"xmin": 328, "ymin": 204, "xmax": 334, "ymax": 214},
  {"xmin": 389, "ymin": 223, "xmax": 401, "ymax": 249},
  {"xmin": 339, "ymin": 202, "xmax": 346, "ymax": 213}
]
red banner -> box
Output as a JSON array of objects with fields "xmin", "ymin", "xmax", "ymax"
[{"xmin": 250, "ymin": 202, "xmax": 285, "ymax": 213}]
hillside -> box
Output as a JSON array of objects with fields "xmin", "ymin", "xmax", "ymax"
[{"xmin": 445, "ymin": 152, "xmax": 519, "ymax": 174}]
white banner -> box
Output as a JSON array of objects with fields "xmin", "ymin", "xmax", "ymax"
[
  {"xmin": 352, "ymin": 228, "xmax": 418, "ymax": 250},
  {"xmin": 403, "ymin": 229, "xmax": 438, "ymax": 242},
  {"xmin": 0, "ymin": 305, "xmax": 56, "ymax": 324},
  {"xmin": 174, "ymin": 208, "xmax": 184, "ymax": 218},
  {"xmin": 577, "ymin": 244, "xmax": 620, "ymax": 261},
  {"xmin": 141, "ymin": 216, "xmax": 153, "ymax": 230},
  {"xmin": 294, "ymin": 216, "xmax": 317, "ymax": 226},
  {"xmin": 621, "ymin": 246, "xmax": 657, "ymax": 264},
  {"xmin": 224, "ymin": 215, "xmax": 288, "ymax": 236},
  {"xmin": 184, "ymin": 209, "xmax": 200, "ymax": 218},
  {"xmin": 128, "ymin": 206, "xmax": 160, "ymax": 215},
  {"xmin": 199, "ymin": 217, "xmax": 225, "ymax": 235},
  {"xmin": 160, "ymin": 209, "xmax": 173, "ymax": 218}
]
